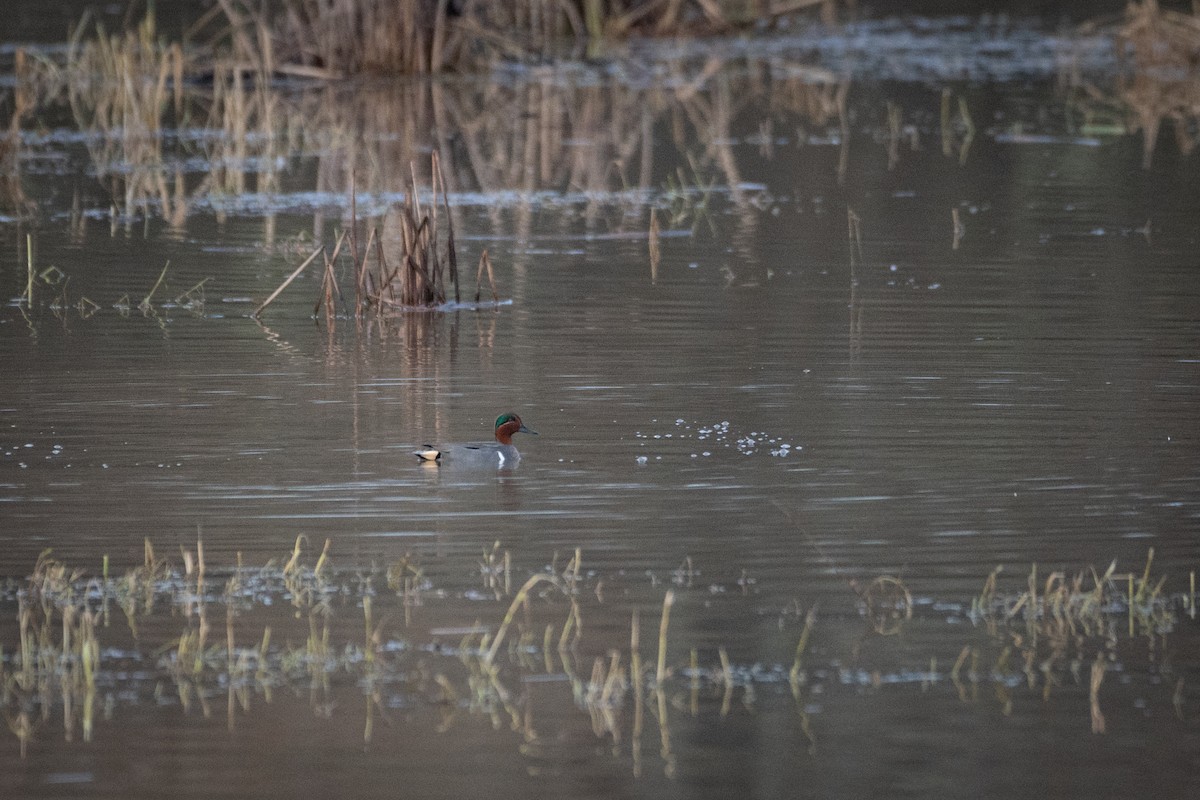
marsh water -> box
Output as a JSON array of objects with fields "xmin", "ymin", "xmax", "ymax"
[{"xmin": 3, "ymin": 16, "xmax": 1200, "ymax": 800}]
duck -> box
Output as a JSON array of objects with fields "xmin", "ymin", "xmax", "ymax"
[{"xmin": 414, "ymin": 412, "xmax": 538, "ymax": 467}]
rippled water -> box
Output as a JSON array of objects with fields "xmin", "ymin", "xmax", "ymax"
[{"xmin": 2, "ymin": 16, "xmax": 1200, "ymax": 800}]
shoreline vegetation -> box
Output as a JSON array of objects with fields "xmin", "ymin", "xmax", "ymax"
[
  {"xmin": 2, "ymin": 1, "xmax": 1200, "ymax": 314},
  {"xmin": 204, "ymin": 0, "xmax": 846, "ymax": 78},
  {"xmin": 0, "ymin": 1, "xmax": 845, "ymax": 313},
  {"xmin": 1, "ymin": 1, "xmax": 1197, "ymax": 209},
  {"xmin": 0, "ymin": 540, "xmax": 1192, "ymax": 757},
  {"xmin": 0, "ymin": 3, "xmax": 1190, "ymax": 191}
]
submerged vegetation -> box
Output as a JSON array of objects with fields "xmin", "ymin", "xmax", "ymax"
[{"xmin": 1, "ymin": 540, "xmax": 1195, "ymax": 762}]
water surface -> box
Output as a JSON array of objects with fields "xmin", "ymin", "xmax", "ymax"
[{"xmin": 2, "ymin": 18, "xmax": 1200, "ymax": 800}]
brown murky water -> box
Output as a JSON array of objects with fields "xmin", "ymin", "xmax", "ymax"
[{"xmin": 3, "ymin": 17, "xmax": 1200, "ymax": 800}]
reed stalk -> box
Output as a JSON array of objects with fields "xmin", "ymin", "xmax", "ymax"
[
  {"xmin": 483, "ymin": 573, "xmax": 560, "ymax": 665},
  {"xmin": 138, "ymin": 261, "xmax": 170, "ymax": 312},
  {"xmin": 254, "ymin": 246, "xmax": 323, "ymax": 317},
  {"xmin": 655, "ymin": 590, "xmax": 674, "ymax": 686}
]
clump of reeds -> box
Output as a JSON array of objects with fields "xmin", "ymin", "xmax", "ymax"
[
  {"xmin": 0, "ymin": 551, "xmax": 102, "ymax": 756},
  {"xmin": 960, "ymin": 551, "xmax": 1181, "ymax": 708},
  {"xmin": 971, "ymin": 551, "xmax": 1175, "ymax": 638},
  {"xmin": 1077, "ymin": 1, "xmax": 1200, "ymax": 166},
  {"xmin": 353, "ymin": 151, "xmax": 461, "ymax": 310},
  {"xmin": 261, "ymin": 151, "xmax": 501, "ymax": 318}
]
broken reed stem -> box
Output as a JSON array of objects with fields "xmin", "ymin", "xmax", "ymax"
[
  {"xmin": 1137, "ymin": 547, "xmax": 1155, "ymax": 601},
  {"xmin": 314, "ymin": 538, "xmax": 331, "ymax": 578},
  {"xmin": 1128, "ymin": 573, "xmax": 1135, "ymax": 637},
  {"xmin": 1191, "ymin": 570, "xmax": 1196, "ymax": 619},
  {"xmin": 138, "ymin": 260, "xmax": 170, "ymax": 312},
  {"xmin": 409, "ymin": 160, "xmax": 422, "ymax": 221},
  {"xmin": 349, "ymin": 173, "xmax": 360, "ymax": 312},
  {"xmin": 558, "ymin": 598, "xmax": 581, "ymax": 652},
  {"xmin": 363, "ymin": 595, "xmax": 373, "ymax": 664},
  {"xmin": 316, "ymin": 249, "xmax": 337, "ymax": 317},
  {"xmin": 631, "ymin": 607, "xmax": 641, "ymax": 665},
  {"xmin": 324, "ymin": 253, "xmax": 337, "ymax": 313},
  {"xmin": 428, "ymin": 175, "xmax": 441, "ymax": 302},
  {"xmin": 282, "ymin": 534, "xmax": 307, "ymax": 576},
  {"xmin": 254, "ymin": 246, "xmax": 322, "ymax": 318},
  {"xmin": 718, "ymin": 646, "xmax": 733, "ymax": 686},
  {"xmin": 25, "ymin": 233, "xmax": 33, "ymax": 306},
  {"xmin": 648, "ymin": 208, "xmax": 661, "ymax": 283},
  {"xmin": 433, "ymin": 150, "xmax": 459, "ymax": 303},
  {"xmin": 1090, "ymin": 653, "xmax": 1107, "ymax": 734},
  {"xmin": 173, "ymin": 277, "xmax": 211, "ymax": 305},
  {"xmin": 846, "ymin": 208, "xmax": 863, "ymax": 278},
  {"xmin": 374, "ymin": 228, "xmax": 390, "ymax": 304},
  {"xmin": 789, "ymin": 606, "xmax": 817, "ymax": 684},
  {"xmin": 357, "ymin": 227, "xmax": 378, "ymax": 305},
  {"xmin": 656, "ymin": 589, "xmax": 674, "ymax": 687},
  {"xmin": 951, "ymin": 645, "xmax": 972, "ymax": 683},
  {"xmin": 484, "ymin": 573, "xmax": 559, "ymax": 666},
  {"xmin": 474, "ymin": 249, "xmax": 498, "ymax": 304}
]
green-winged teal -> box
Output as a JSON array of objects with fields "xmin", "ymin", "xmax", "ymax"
[{"xmin": 414, "ymin": 412, "xmax": 537, "ymax": 467}]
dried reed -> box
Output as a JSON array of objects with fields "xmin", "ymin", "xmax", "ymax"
[
  {"xmin": 18, "ymin": 14, "xmax": 844, "ymax": 235},
  {"xmin": 1076, "ymin": 1, "xmax": 1200, "ymax": 166}
]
